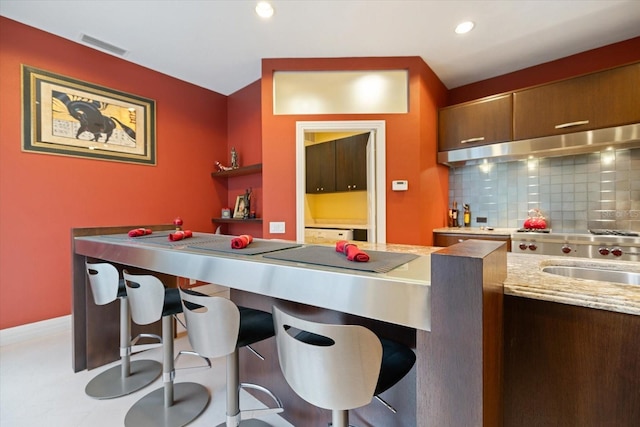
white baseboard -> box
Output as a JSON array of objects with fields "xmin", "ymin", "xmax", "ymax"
[{"xmin": 0, "ymin": 315, "xmax": 71, "ymax": 347}]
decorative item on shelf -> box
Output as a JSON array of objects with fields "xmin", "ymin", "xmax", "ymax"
[
  {"xmin": 242, "ymin": 188, "xmax": 252, "ymax": 219},
  {"xmin": 221, "ymin": 208, "xmax": 231, "ymax": 218},
  {"xmin": 215, "ymin": 161, "xmax": 233, "ymax": 171},
  {"xmin": 173, "ymin": 217, "xmax": 183, "ymax": 231},
  {"xmin": 231, "ymin": 147, "xmax": 239, "ymax": 169}
]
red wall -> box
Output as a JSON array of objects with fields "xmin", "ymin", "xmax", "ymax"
[
  {"xmin": 260, "ymin": 57, "xmax": 450, "ymax": 244},
  {"xmin": 448, "ymin": 37, "xmax": 640, "ymax": 105},
  {"xmin": 0, "ymin": 17, "xmax": 228, "ymax": 329},
  {"xmin": 223, "ymin": 80, "xmax": 264, "ymax": 237}
]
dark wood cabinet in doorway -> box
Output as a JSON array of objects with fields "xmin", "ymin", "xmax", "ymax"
[{"xmin": 306, "ymin": 133, "xmax": 368, "ymax": 194}]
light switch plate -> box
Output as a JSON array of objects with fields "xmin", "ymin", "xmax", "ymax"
[
  {"xmin": 392, "ymin": 180, "xmax": 408, "ymax": 191},
  {"xmin": 269, "ymin": 221, "xmax": 285, "ymax": 234}
]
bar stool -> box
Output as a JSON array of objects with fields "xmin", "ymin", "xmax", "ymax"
[
  {"xmin": 84, "ymin": 262, "xmax": 162, "ymax": 399},
  {"xmin": 179, "ymin": 288, "xmax": 284, "ymax": 427},
  {"xmin": 272, "ymin": 306, "xmax": 416, "ymax": 427},
  {"xmin": 123, "ymin": 271, "xmax": 210, "ymax": 427}
]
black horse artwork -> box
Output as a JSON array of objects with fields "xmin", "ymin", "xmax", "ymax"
[{"xmin": 53, "ymin": 91, "xmax": 136, "ymax": 143}]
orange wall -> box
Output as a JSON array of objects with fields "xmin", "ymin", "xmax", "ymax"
[
  {"xmin": 448, "ymin": 37, "xmax": 640, "ymax": 105},
  {"xmin": 260, "ymin": 57, "xmax": 450, "ymax": 245},
  {"xmin": 0, "ymin": 17, "xmax": 228, "ymax": 329}
]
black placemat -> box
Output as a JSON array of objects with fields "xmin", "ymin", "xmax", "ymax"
[
  {"xmin": 102, "ymin": 232, "xmax": 229, "ymax": 247},
  {"xmin": 262, "ymin": 245, "xmax": 419, "ymax": 273},
  {"xmin": 188, "ymin": 240, "xmax": 301, "ymax": 255}
]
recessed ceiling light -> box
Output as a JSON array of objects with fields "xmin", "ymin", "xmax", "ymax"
[
  {"xmin": 256, "ymin": 1, "xmax": 274, "ymax": 18},
  {"xmin": 455, "ymin": 21, "xmax": 475, "ymax": 34}
]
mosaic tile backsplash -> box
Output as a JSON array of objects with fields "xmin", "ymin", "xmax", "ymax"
[{"xmin": 448, "ymin": 148, "xmax": 639, "ymax": 232}]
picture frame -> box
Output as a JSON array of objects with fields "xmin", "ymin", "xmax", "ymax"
[
  {"xmin": 233, "ymin": 195, "xmax": 247, "ymax": 219},
  {"xmin": 21, "ymin": 65, "xmax": 156, "ymax": 165}
]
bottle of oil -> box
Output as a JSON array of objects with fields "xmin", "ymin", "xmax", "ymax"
[
  {"xmin": 463, "ymin": 204, "xmax": 471, "ymax": 227},
  {"xmin": 450, "ymin": 201, "xmax": 459, "ymax": 227}
]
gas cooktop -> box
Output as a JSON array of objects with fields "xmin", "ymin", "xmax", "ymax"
[{"xmin": 589, "ymin": 229, "xmax": 639, "ymax": 237}]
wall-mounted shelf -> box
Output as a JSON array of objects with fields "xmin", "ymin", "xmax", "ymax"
[
  {"xmin": 211, "ymin": 163, "xmax": 262, "ymax": 178},
  {"xmin": 212, "ymin": 218, "xmax": 262, "ymax": 224}
]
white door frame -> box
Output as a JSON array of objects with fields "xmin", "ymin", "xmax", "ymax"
[{"xmin": 295, "ymin": 120, "xmax": 386, "ymax": 243}]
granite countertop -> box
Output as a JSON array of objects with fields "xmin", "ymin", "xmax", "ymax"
[
  {"xmin": 351, "ymin": 241, "xmax": 640, "ymax": 316},
  {"xmin": 505, "ymin": 253, "xmax": 640, "ymax": 316},
  {"xmin": 433, "ymin": 227, "xmax": 516, "ymax": 236}
]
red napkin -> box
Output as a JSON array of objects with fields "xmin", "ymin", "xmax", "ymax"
[
  {"xmin": 168, "ymin": 230, "xmax": 193, "ymax": 241},
  {"xmin": 335, "ymin": 240, "xmax": 370, "ymax": 262},
  {"xmin": 231, "ymin": 234, "xmax": 253, "ymax": 249},
  {"xmin": 128, "ymin": 228, "xmax": 152, "ymax": 237}
]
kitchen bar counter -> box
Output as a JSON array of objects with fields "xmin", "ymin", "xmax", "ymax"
[
  {"xmin": 355, "ymin": 240, "xmax": 640, "ymax": 316},
  {"xmin": 323, "ymin": 240, "xmax": 640, "ymax": 316},
  {"xmin": 433, "ymin": 226, "xmax": 516, "ymax": 235},
  {"xmin": 74, "ymin": 234, "xmax": 432, "ymax": 331}
]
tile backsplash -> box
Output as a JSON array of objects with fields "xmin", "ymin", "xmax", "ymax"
[{"xmin": 448, "ymin": 148, "xmax": 639, "ymax": 232}]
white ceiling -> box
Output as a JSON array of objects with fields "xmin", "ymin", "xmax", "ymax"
[{"xmin": 2, "ymin": 0, "xmax": 639, "ymax": 95}]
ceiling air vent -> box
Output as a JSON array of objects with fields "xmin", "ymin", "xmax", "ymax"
[{"xmin": 80, "ymin": 34, "xmax": 127, "ymax": 56}]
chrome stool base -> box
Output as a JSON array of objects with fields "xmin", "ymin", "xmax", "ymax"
[
  {"xmin": 85, "ymin": 359, "xmax": 162, "ymax": 399},
  {"xmin": 124, "ymin": 382, "xmax": 209, "ymax": 427},
  {"xmin": 216, "ymin": 419, "xmax": 274, "ymax": 427}
]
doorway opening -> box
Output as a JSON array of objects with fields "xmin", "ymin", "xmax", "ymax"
[{"xmin": 295, "ymin": 120, "xmax": 386, "ymax": 243}]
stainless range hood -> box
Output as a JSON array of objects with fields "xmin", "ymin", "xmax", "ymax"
[{"xmin": 437, "ymin": 123, "xmax": 640, "ymax": 167}]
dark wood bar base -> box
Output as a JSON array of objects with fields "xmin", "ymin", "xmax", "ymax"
[
  {"xmin": 421, "ymin": 240, "xmax": 506, "ymax": 427},
  {"xmin": 504, "ymin": 295, "xmax": 640, "ymax": 427}
]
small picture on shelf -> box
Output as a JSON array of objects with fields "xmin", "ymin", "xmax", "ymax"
[{"xmin": 233, "ymin": 195, "xmax": 247, "ymax": 219}]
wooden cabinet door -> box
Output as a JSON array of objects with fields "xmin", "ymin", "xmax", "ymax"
[
  {"xmin": 305, "ymin": 141, "xmax": 336, "ymax": 193},
  {"xmin": 513, "ymin": 62, "xmax": 640, "ymax": 140},
  {"xmin": 335, "ymin": 133, "xmax": 368, "ymax": 192},
  {"xmin": 438, "ymin": 94, "xmax": 513, "ymax": 151}
]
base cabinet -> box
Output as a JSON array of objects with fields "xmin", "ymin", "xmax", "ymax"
[{"xmin": 504, "ymin": 296, "xmax": 640, "ymax": 427}]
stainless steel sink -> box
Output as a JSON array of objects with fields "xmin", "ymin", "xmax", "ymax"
[{"xmin": 542, "ymin": 266, "xmax": 640, "ymax": 286}]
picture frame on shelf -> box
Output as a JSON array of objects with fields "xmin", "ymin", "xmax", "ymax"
[
  {"xmin": 21, "ymin": 65, "xmax": 156, "ymax": 165},
  {"xmin": 233, "ymin": 195, "xmax": 247, "ymax": 219}
]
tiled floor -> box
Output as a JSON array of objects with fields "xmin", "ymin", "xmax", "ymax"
[{"xmin": 0, "ymin": 320, "xmax": 294, "ymax": 427}]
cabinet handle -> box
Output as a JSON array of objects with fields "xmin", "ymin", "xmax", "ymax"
[
  {"xmin": 554, "ymin": 120, "xmax": 589, "ymax": 129},
  {"xmin": 460, "ymin": 137, "xmax": 485, "ymax": 144}
]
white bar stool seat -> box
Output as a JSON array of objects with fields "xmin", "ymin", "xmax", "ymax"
[
  {"xmin": 179, "ymin": 288, "xmax": 283, "ymax": 427},
  {"xmin": 273, "ymin": 306, "xmax": 416, "ymax": 427},
  {"xmin": 84, "ymin": 262, "xmax": 162, "ymax": 399},
  {"xmin": 123, "ymin": 271, "xmax": 209, "ymax": 427}
]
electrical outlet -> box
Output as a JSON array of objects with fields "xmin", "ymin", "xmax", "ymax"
[
  {"xmin": 477, "ymin": 217, "xmax": 487, "ymax": 223},
  {"xmin": 269, "ymin": 221, "xmax": 285, "ymax": 234}
]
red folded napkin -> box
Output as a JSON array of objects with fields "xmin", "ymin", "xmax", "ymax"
[
  {"xmin": 231, "ymin": 234, "xmax": 253, "ymax": 249},
  {"xmin": 128, "ymin": 228, "xmax": 152, "ymax": 237},
  {"xmin": 335, "ymin": 240, "xmax": 370, "ymax": 262},
  {"xmin": 168, "ymin": 230, "xmax": 193, "ymax": 241}
]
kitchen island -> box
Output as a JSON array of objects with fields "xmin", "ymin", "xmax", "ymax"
[{"xmin": 72, "ymin": 227, "xmax": 505, "ymax": 427}]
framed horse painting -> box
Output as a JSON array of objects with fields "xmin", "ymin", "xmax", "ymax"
[{"xmin": 21, "ymin": 65, "xmax": 156, "ymax": 165}]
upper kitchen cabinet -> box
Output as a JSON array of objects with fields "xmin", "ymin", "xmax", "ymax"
[
  {"xmin": 513, "ymin": 62, "xmax": 640, "ymax": 140},
  {"xmin": 335, "ymin": 133, "xmax": 368, "ymax": 192},
  {"xmin": 306, "ymin": 140, "xmax": 336, "ymax": 193},
  {"xmin": 438, "ymin": 94, "xmax": 513, "ymax": 151},
  {"xmin": 305, "ymin": 133, "xmax": 368, "ymax": 194}
]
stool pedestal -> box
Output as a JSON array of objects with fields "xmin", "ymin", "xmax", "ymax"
[
  {"xmin": 125, "ymin": 315, "xmax": 209, "ymax": 427},
  {"xmin": 85, "ymin": 295, "xmax": 161, "ymax": 399}
]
